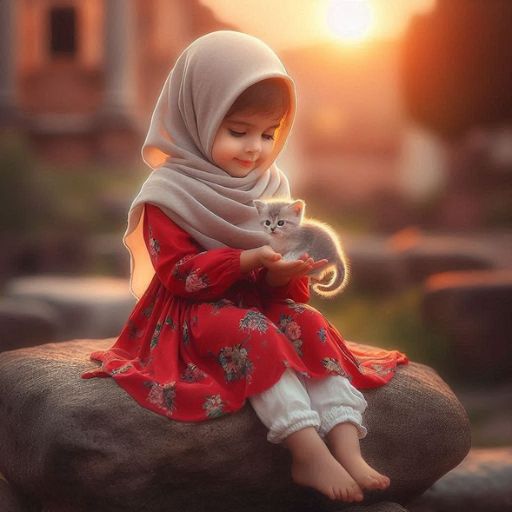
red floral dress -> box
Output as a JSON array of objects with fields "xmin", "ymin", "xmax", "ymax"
[{"xmin": 82, "ymin": 204, "xmax": 408, "ymax": 421}]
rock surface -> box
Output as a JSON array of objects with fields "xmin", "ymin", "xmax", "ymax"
[
  {"xmin": 422, "ymin": 270, "xmax": 512, "ymax": 383},
  {"xmin": 344, "ymin": 502, "xmax": 409, "ymax": 512},
  {"xmin": 0, "ymin": 476, "xmax": 28, "ymax": 512},
  {"xmin": 0, "ymin": 339, "xmax": 470, "ymax": 512},
  {"xmin": 388, "ymin": 229, "xmax": 507, "ymax": 284},
  {"xmin": 3, "ymin": 276, "xmax": 135, "ymax": 341},
  {"xmin": 408, "ymin": 448, "xmax": 512, "ymax": 512},
  {"xmin": 342, "ymin": 229, "xmax": 511, "ymax": 292}
]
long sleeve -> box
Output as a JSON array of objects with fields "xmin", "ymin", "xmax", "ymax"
[
  {"xmin": 143, "ymin": 204, "xmax": 244, "ymax": 300},
  {"xmin": 255, "ymin": 267, "xmax": 311, "ymax": 303}
]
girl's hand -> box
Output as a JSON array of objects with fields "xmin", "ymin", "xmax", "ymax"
[
  {"xmin": 265, "ymin": 253, "xmax": 328, "ymax": 287},
  {"xmin": 240, "ymin": 245, "xmax": 281, "ymax": 273},
  {"xmin": 258, "ymin": 245, "xmax": 283, "ymax": 267},
  {"xmin": 299, "ymin": 253, "xmax": 329, "ymax": 272}
]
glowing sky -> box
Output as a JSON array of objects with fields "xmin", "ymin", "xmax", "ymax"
[{"xmin": 200, "ymin": 0, "xmax": 436, "ymax": 48}]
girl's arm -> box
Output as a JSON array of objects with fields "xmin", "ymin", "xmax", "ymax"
[
  {"xmin": 144, "ymin": 204, "xmax": 246, "ymax": 300},
  {"xmin": 255, "ymin": 255, "xmax": 328, "ymax": 303}
]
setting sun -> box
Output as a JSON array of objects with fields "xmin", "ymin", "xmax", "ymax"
[{"xmin": 326, "ymin": 0, "xmax": 375, "ymax": 44}]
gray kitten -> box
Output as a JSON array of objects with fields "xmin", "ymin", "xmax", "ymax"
[{"xmin": 253, "ymin": 199, "xmax": 348, "ymax": 298}]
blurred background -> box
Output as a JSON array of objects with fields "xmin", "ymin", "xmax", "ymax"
[{"xmin": 0, "ymin": 0, "xmax": 510, "ymax": 448}]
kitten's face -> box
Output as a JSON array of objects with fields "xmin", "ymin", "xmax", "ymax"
[{"xmin": 253, "ymin": 200, "xmax": 304, "ymax": 238}]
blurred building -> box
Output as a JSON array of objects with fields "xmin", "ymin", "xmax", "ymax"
[
  {"xmin": 0, "ymin": 0, "xmax": 232, "ymax": 163},
  {"xmin": 281, "ymin": 41, "xmax": 408, "ymax": 211}
]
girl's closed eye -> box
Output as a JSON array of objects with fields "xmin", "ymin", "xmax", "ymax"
[
  {"xmin": 263, "ymin": 133, "xmax": 275, "ymax": 141},
  {"xmin": 229, "ymin": 129, "xmax": 246, "ymax": 137}
]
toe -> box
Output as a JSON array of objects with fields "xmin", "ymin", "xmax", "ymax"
[
  {"xmin": 351, "ymin": 483, "xmax": 364, "ymax": 501},
  {"xmin": 376, "ymin": 474, "xmax": 390, "ymax": 489},
  {"xmin": 368, "ymin": 476, "xmax": 382, "ymax": 489}
]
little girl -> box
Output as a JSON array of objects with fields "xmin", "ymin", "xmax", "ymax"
[{"xmin": 83, "ymin": 31, "xmax": 407, "ymax": 503}]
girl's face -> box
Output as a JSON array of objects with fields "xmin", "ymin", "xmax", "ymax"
[{"xmin": 211, "ymin": 111, "xmax": 282, "ymax": 177}]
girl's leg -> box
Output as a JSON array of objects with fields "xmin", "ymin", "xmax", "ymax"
[
  {"xmin": 249, "ymin": 368, "xmax": 320, "ymax": 444},
  {"xmin": 304, "ymin": 375, "xmax": 390, "ymax": 491},
  {"xmin": 326, "ymin": 423, "xmax": 390, "ymax": 491},
  {"xmin": 249, "ymin": 369, "xmax": 363, "ymax": 502}
]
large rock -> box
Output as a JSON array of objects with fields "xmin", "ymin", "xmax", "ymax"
[
  {"xmin": 388, "ymin": 229, "xmax": 495, "ymax": 285},
  {"xmin": 1, "ymin": 233, "xmax": 93, "ymax": 278},
  {"xmin": 0, "ymin": 298, "xmax": 60, "ymax": 352},
  {"xmin": 408, "ymin": 448, "xmax": 512, "ymax": 512},
  {"xmin": 456, "ymin": 383, "xmax": 512, "ymax": 447},
  {"xmin": 342, "ymin": 229, "xmax": 511, "ymax": 293},
  {"xmin": 422, "ymin": 270, "xmax": 512, "ymax": 383},
  {"xmin": 0, "ymin": 340, "xmax": 470, "ymax": 512},
  {"xmin": 89, "ymin": 234, "xmax": 130, "ymax": 278},
  {"xmin": 4, "ymin": 276, "xmax": 135, "ymax": 341},
  {"xmin": 345, "ymin": 502, "xmax": 409, "ymax": 512},
  {"xmin": 0, "ymin": 475, "xmax": 28, "ymax": 512},
  {"xmin": 343, "ymin": 235, "xmax": 408, "ymax": 292}
]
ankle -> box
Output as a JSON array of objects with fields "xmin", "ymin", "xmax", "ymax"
[
  {"xmin": 284, "ymin": 427, "xmax": 326, "ymax": 461},
  {"xmin": 327, "ymin": 422, "xmax": 359, "ymax": 445}
]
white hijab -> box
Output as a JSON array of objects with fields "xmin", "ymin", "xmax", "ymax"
[{"xmin": 124, "ymin": 31, "xmax": 297, "ymax": 298}]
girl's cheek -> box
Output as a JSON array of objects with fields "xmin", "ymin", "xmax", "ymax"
[
  {"xmin": 233, "ymin": 139, "xmax": 245, "ymax": 152},
  {"xmin": 263, "ymin": 141, "xmax": 274, "ymax": 157}
]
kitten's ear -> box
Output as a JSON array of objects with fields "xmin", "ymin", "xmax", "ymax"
[
  {"xmin": 252, "ymin": 200, "xmax": 265, "ymax": 214},
  {"xmin": 289, "ymin": 200, "xmax": 305, "ymax": 219}
]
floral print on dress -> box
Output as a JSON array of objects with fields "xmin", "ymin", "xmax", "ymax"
[
  {"xmin": 365, "ymin": 364, "xmax": 394, "ymax": 377},
  {"xmin": 165, "ymin": 316, "xmax": 177, "ymax": 329},
  {"xmin": 148, "ymin": 226, "xmax": 160, "ymax": 260},
  {"xmin": 239, "ymin": 310, "xmax": 268, "ymax": 333},
  {"xmin": 285, "ymin": 299, "xmax": 306, "ymax": 314},
  {"xmin": 127, "ymin": 321, "xmax": 144, "ymax": 340},
  {"xmin": 182, "ymin": 320, "xmax": 190, "ymax": 344},
  {"xmin": 150, "ymin": 322, "xmax": 162, "ymax": 350},
  {"xmin": 322, "ymin": 357, "xmax": 348, "ymax": 377},
  {"xmin": 284, "ymin": 320, "xmax": 301, "ymax": 341},
  {"xmin": 111, "ymin": 363, "xmax": 132, "ymax": 375},
  {"xmin": 278, "ymin": 314, "xmax": 304, "ymax": 356},
  {"xmin": 181, "ymin": 363, "xmax": 206, "ymax": 383},
  {"xmin": 172, "ymin": 254, "xmax": 196, "ymax": 281},
  {"xmin": 143, "ymin": 301, "xmax": 155, "ymax": 319},
  {"xmin": 185, "ymin": 269, "xmax": 209, "ymax": 293},
  {"xmin": 203, "ymin": 394, "xmax": 225, "ymax": 418},
  {"xmin": 139, "ymin": 355, "xmax": 154, "ymax": 370},
  {"xmin": 317, "ymin": 327, "xmax": 327, "ymax": 344},
  {"xmin": 291, "ymin": 339, "xmax": 303, "ymax": 357},
  {"xmin": 210, "ymin": 299, "xmax": 234, "ymax": 315},
  {"xmin": 218, "ymin": 344, "xmax": 254, "ymax": 382},
  {"xmin": 146, "ymin": 381, "xmax": 176, "ymax": 414}
]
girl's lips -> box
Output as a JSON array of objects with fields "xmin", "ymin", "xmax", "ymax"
[{"xmin": 235, "ymin": 158, "xmax": 256, "ymax": 167}]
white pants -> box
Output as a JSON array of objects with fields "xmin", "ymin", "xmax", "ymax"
[{"xmin": 250, "ymin": 369, "xmax": 368, "ymax": 444}]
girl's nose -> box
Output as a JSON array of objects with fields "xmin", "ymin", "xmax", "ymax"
[{"xmin": 245, "ymin": 136, "xmax": 261, "ymax": 153}]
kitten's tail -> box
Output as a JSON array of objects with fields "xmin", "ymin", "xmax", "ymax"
[{"xmin": 311, "ymin": 257, "xmax": 349, "ymax": 298}]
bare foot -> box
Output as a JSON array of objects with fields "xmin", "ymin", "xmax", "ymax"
[
  {"xmin": 336, "ymin": 452, "xmax": 390, "ymax": 490},
  {"xmin": 285, "ymin": 427, "xmax": 364, "ymax": 502},
  {"xmin": 326, "ymin": 423, "xmax": 390, "ymax": 491}
]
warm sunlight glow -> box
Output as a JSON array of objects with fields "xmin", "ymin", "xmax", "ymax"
[{"xmin": 326, "ymin": 0, "xmax": 375, "ymax": 44}]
